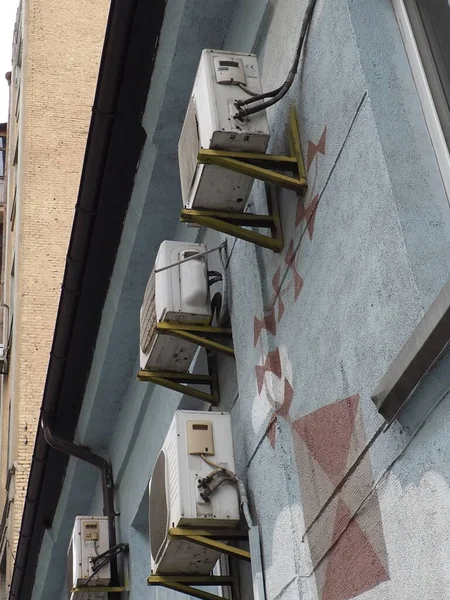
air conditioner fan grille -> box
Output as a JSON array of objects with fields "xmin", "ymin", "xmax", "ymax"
[
  {"xmin": 179, "ymin": 96, "xmax": 200, "ymax": 205},
  {"xmin": 149, "ymin": 449, "xmax": 169, "ymax": 563},
  {"xmin": 140, "ymin": 269, "xmax": 157, "ymax": 354},
  {"xmin": 66, "ymin": 539, "xmax": 73, "ymax": 599}
]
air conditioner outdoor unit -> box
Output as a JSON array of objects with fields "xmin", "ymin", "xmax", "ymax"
[
  {"xmin": 0, "ymin": 344, "xmax": 7, "ymax": 375},
  {"xmin": 179, "ymin": 49, "xmax": 270, "ymax": 212},
  {"xmin": 66, "ymin": 516, "xmax": 111, "ymax": 600},
  {"xmin": 149, "ymin": 410, "xmax": 240, "ymax": 575},
  {"xmin": 140, "ymin": 241, "xmax": 212, "ymax": 372}
]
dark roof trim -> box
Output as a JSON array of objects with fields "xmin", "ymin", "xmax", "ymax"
[
  {"xmin": 372, "ymin": 277, "xmax": 450, "ymax": 421},
  {"xmin": 9, "ymin": 0, "xmax": 166, "ymax": 598}
]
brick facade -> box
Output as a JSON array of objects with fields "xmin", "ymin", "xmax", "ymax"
[{"xmin": 0, "ymin": 0, "xmax": 108, "ymax": 588}]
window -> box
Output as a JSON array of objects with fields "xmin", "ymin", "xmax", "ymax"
[
  {"xmin": 371, "ymin": 276, "xmax": 450, "ymax": 420},
  {"xmin": 393, "ymin": 0, "xmax": 450, "ymax": 196},
  {"xmin": 0, "ymin": 553, "xmax": 6, "ymax": 600},
  {"xmin": 0, "ymin": 135, "xmax": 5, "ymax": 180},
  {"xmin": 12, "ymin": 135, "xmax": 18, "ymax": 167},
  {"xmin": 9, "ymin": 257, "xmax": 15, "ymax": 329},
  {"xmin": 15, "ymin": 84, "xmax": 21, "ymax": 121},
  {"xmin": 10, "ymin": 187, "xmax": 16, "ymax": 231},
  {"xmin": 404, "ymin": 0, "xmax": 450, "ymax": 145}
]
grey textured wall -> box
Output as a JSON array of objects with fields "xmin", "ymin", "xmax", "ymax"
[{"xmin": 31, "ymin": 1, "xmax": 450, "ymax": 599}]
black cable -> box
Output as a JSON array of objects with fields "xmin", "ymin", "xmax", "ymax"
[
  {"xmin": 208, "ymin": 270, "xmax": 222, "ymax": 280},
  {"xmin": 208, "ymin": 276, "xmax": 222, "ymax": 287},
  {"xmin": 236, "ymin": 82, "xmax": 264, "ymax": 97},
  {"xmin": 199, "ymin": 472, "xmax": 231, "ymax": 502},
  {"xmin": 235, "ymin": 0, "xmax": 318, "ymax": 119},
  {"xmin": 80, "ymin": 544, "xmax": 128, "ymax": 588},
  {"xmin": 235, "ymin": 85, "xmax": 282, "ymax": 108},
  {"xmin": 208, "ymin": 270, "xmax": 223, "ymax": 287},
  {"xmin": 91, "ymin": 543, "xmax": 128, "ymax": 564},
  {"xmin": 82, "ymin": 557, "xmax": 110, "ymax": 587}
]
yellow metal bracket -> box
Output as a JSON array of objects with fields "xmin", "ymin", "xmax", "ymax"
[
  {"xmin": 198, "ymin": 106, "xmax": 306, "ymax": 192},
  {"xmin": 148, "ymin": 527, "xmax": 250, "ymax": 600},
  {"xmin": 156, "ymin": 323, "xmax": 234, "ymax": 359},
  {"xmin": 137, "ymin": 323, "xmax": 234, "ymax": 404},
  {"xmin": 180, "ymin": 106, "xmax": 307, "ymax": 252},
  {"xmin": 181, "ymin": 186, "xmax": 283, "ymax": 252},
  {"xmin": 137, "ymin": 370, "xmax": 219, "ymax": 405},
  {"xmin": 148, "ymin": 576, "xmax": 235, "ymax": 600},
  {"xmin": 72, "ymin": 587, "xmax": 127, "ymax": 593},
  {"xmin": 169, "ymin": 527, "xmax": 250, "ymax": 561}
]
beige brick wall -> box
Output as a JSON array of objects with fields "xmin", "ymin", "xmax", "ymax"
[{"xmin": 0, "ymin": 0, "xmax": 109, "ymax": 585}]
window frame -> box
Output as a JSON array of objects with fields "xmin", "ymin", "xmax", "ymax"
[{"xmin": 392, "ymin": 0, "xmax": 450, "ymax": 200}]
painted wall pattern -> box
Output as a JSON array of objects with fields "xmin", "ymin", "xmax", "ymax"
[{"xmin": 253, "ymin": 127, "xmax": 389, "ymax": 599}]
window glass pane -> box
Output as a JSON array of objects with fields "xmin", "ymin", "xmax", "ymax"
[
  {"xmin": 405, "ymin": 0, "xmax": 450, "ymax": 145},
  {"xmin": 0, "ymin": 137, "xmax": 4, "ymax": 178}
]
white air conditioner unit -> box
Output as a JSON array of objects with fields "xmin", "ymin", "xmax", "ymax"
[
  {"xmin": 140, "ymin": 241, "xmax": 212, "ymax": 372},
  {"xmin": 66, "ymin": 516, "xmax": 111, "ymax": 600},
  {"xmin": 179, "ymin": 49, "xmax": 270, "ymax": 212},
  {"xmin": 149, "ymin": 410, "xmax": 240, "ymax": 575},
  {"xmin": 0, "ymin": 344, "xmax": 7, "ymax": 374}
]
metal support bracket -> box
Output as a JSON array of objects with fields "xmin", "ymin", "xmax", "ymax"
[
  {"xmin": 156, "ymin": 323, "xmax": 234, "ymax": 359},
  {"xmin": 137, "ymin": 323, "xmax": 234, "ymax": 404},
  {"xmin": 72, "ymin": 587, "xmax": 127, "ymax": 593},
  {"xmin": 181, "ymin": 185, "xmax": 283, "ymax": 252},
  {"xmin": 148, "ymin": 528, "xmax": 250, "ymax": 600},
  {"xmin": 180, "ymin": 106, "xmax": 307, "ymax": 252},
  {"xmin": 137, "ymin": 370, "xmax": 219, "ymax": 405}
]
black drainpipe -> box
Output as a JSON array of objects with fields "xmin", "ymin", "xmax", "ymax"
[{"xmin": 41, "ymin": 415, "xmax": 118, "ymax": 588}]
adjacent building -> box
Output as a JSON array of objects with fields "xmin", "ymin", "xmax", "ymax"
[
  {"xmin": 0, "ymin": 120, "xmax": 6, "ymax": 348},
  {"xmin": 0, "ymin": 0, "xmax": 109, "ymax": 595},
  {"xmin": 7, "ymin": 0, "xmax": 450, "ymax": 599}
]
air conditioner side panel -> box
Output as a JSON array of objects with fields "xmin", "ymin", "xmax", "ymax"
[
  {"xmin": 74, "ymin": 517, "xmax": 110, "ymax": 587},
  {"xmin": 195, "ymin": 49, "xmax": 220, "ymax": 147},
  {"xmin": 141, "ymin": 334, "xmax": 198, "ymax": 373},
  {"xmin": 189, "ymin": 164, "xmax": 254, "ymax": 211},
  {"xmin": 175, "ymin": 411, "xmax": 240, "ymax": 525},
  {"xmin": 151, "ymin": 411, "xmax": 240, "ymax": 576},
  {"xmin": 69, "ymin": 517, "xmax": 110, "ymax": 599},
  {"xmin": 166, "ymin": 416, "xmax": 182, "ymax": 527},
  {"xmin": 205, "ymin": 50, "xmax": 269, "ymax": 136},
  {"xmin": 140, "ymin": 242, "xmax": 211, "ymax": 371},
  {"xmin": 155, "ymin": 241, "xmax": 210, "ymax": 318},
  {"xmin": 184, "ymin": 50, "xmax": 270, "ymax": 211},
  {"xmin": 155, "ymin": 538, "xmax": 222, "ymax": 575}
]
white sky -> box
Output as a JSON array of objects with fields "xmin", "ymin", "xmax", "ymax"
[{"xmin": 0, "ymin": 0, "xmax": 18, "ymax": 123}]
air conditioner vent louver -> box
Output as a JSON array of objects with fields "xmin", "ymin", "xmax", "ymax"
[
  {"xmin": 140, "ymin": 268, "xmax": 157, "ymax": 354},
  {"xmin": 149, "ymin": 449, "xmax": 169, "ymax": 563},
  {"xmin": 179, "ymin": 97, "xmax": 200, "ymax": 204},
  {"xmin": 66, "ymin": 542, "xmax": 73, "ymax": 599}
]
